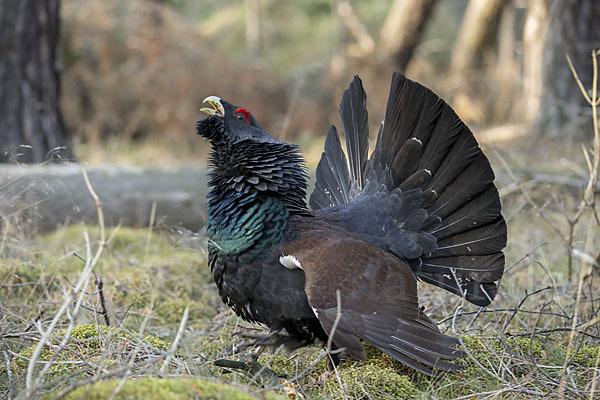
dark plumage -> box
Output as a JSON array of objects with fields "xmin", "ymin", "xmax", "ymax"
[{"xmin": 196, "ymin": 73, "xmax": 507, "ymax": 375}]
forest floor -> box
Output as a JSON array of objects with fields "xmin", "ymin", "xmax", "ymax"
[{"xmin": 1, "ymin": 131, "xmax": 599, "ymax": 399}]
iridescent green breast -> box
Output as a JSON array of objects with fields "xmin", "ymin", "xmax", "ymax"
[{"xmin": 206, "ymin": 190, "xmax": 295, "ymax": 258}]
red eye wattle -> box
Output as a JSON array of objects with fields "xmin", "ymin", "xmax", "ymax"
[{"xmin": 234, "ymin": 108, "xmax": 250, "ymax": 124}]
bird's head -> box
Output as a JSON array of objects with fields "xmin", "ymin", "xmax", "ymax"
[{"xmin": 196, "ymin": 96, "xmax": 281, "ymax": 146}]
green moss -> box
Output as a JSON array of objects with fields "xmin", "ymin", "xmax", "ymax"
[
  {"xmin": 360, "ymin": 344, "xmax": 415, "ymax": 375},
  {"xmin": 68, "ymin": 323, "xmax": 108, "ymax": 341},
  {"xmin": 196, "ymin": 324, "xmax": 240, "ymax": 361},
  {"xmin": 325, "ymin": 363, "xmax": 419, "ymax": 399},
  {"xmin": 143, "ymin": 334, "xmax": 171, "ymax": 350},
  {"xmin": 419, "ymin": 334, "xmax": 598, "ymax": 398},
  {"xmin": 154, "ymin": 293, "xmax": 214, "ymax": 325},
  {"xmin": 258, "ymin": 347, "xmax": 329, "ymax": 384},
  {"xmin": 506, "ymin": 336, "xmax": 544, "ymax": 357},
  {"xmin": 459, "ymin": 334, "xmax": 546, "ymax": 363},
  {"xmin": 62, "ymin": 323, "xmax": 169, "ymax": 350},
  {"xmin": 0, "ymin": 258, "xmax": 43, "ymax": 283},
  {"xmin": 572, "ymin": 344, "xmax": 600, "ymax": 368},
  {"xmin": 13, "ymin": 324, "xmax": 170, "ymax": 377},
  {"xmin": 409, "ymin": 336, "xmax": 498, "ymax": 398},
  {"xmin": 14, "ymin": 343, "xmax": 53, "ymax": 375},
  {"xmin": 61, "ymin": 377, "xmax": 286, "ymax": 400}
]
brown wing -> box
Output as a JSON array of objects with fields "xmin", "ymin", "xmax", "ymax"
[{"xmin": 282, "ymin": 219, "xmax": 462, "ymax": 375}]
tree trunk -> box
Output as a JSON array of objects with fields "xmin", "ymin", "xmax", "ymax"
[
  {"xmin": 245, "ymin": 0, "xmax": 260, "ymax": 58},
  {"xmin": 532, "ymin": 0, "xmax": 600, "ymax": 138},
  {"xmin": 522, "ymin": 0, "xmax": 551, "ymax": 124},
  {"xmin": 378, "ymin": 0, "xmax": 439, "ymax": 71},
  {"xmin": 0, "ymin": 0, "xmax": 73, "ymax": 163},
  {"xmin": 450, "ymin": 0, "xmax": 508, "ymax": 75}
]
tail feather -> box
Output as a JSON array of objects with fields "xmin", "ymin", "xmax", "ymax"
[
  {"xmin": 434, "ymin": 218, "xmax": 506, "ymax": 257},
  {"xmin": 399, "ymin": 169, "xmax": 433, "ymax": 192},
  {"xmin": 410, "ymin": 96, "xmax": 445, "ymax": 146},
  {"xmin": 365, "ymin": 122, "xmax": 393, "ymax": 187},
  {"xmin": 426, "ymin": 133, "xmax": 481, "ymax": 197},
  {"xmin": 417, "ymin": 107, "xmax": 465, "ymax": 173},
  {"xmin": 417, "ymin": 274, "xmax": 499, "ymax": 307},
  {"xmin": 380, "ymin": 73, "xmax": 415, "ymax": 166},
  {"xmin": 310, "ymin": 77, "xmax": 369, "ymax": 210},
  {"xmin": 390, "ymin": 138, "xmax": 425, "ymax": 187},
  {"xmin": 432, "ymin": 186, "xmax": 501, "ymax": 240},
  {"xmin": 429, "ymin": 153, "xmax": 496, "ymax": 218},
  {"xmin": 340, "ymin": 76, "xmax": 369, "ymax": 186},
  {"xmin": 419, "ymin": 253, "xmax": 505, "ymax": 282},
  {"xmin": 380, "ymin": 74, "xmax": 444, "ymax": 167},
  {"xmin": 310, "ymin": 72, "xmax": 506, "ymax": 306},
  {"xmin": 310, "ymin": 126, "xmax": 352, "ymax": 209}
]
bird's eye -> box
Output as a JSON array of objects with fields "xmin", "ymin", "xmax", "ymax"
[{"xmin": 234, "ymin": 108, "xmax": 251, "ymax": 124}]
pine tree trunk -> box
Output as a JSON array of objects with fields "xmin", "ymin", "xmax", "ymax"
[
  {"xmin": 0, "ymin": 0, "xmax": 73, "ymax": 163},
  {"xmin": 523, "ymin": 0, "xmax": 551, "ymax": 124},
  {"xmin": 532, "ymin": 0, "xmax": 600, "ymax": 138},
  {"xmin": 378, "ymin": 0, "xmax": 439, "ymax": 71},
  {"xmin": 450, "ymin": 0, "xmax": 508, "ymax": 75}
]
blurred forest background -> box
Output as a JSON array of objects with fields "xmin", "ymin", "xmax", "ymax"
[
  {"xmin": 1, "ymin": 0, "xmax": 598, "ymax": 165},
  {"xmin": 2, "ymin": 1, "xmax": 600, "ymax": 399}
]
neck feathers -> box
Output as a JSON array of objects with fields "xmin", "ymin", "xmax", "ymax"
[{"xmin": 207, "ymin": 140, "xmax": 308, "ymax": 212}]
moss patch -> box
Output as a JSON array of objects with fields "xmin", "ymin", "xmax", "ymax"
[
  {"xmin": 572, "ymin": 344, "xmax": 600, "ymax": 368},
  {"xmin": 62, "ymin": 377, "xmax": 286, "ymax": 400},
  {"xmin": 13, "ymin": 324, "xmax": 170, "ymax": 378},
  {"xmin": 325, "ymin": 363, "xmax": 419, "ymax": 399}
]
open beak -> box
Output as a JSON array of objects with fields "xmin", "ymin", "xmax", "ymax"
[{"xmin": 200, "ymin": 96, "xmax": 225, "ymax": 118}]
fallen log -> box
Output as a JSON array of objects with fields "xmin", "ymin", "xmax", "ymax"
[
  {"xmin": 0, "ymin": 164, "xmax": 596, "ymax": 234},
  {"xmin": 0, "ymin": 164, "xmax": 207, "ymax": 233}
]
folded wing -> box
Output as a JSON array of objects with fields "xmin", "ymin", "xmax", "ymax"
[{"xmin": 283, "ymin": 221, "xmax": 462, "ymax": 375}]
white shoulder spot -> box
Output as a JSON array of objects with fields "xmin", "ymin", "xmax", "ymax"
[
  {"xmin": 279, "ymin": 255, "xmax": 303, "ymax": 270},
  {"xmin": 311, "ymin": 306, "xmax": 319, "ymax": 317}
]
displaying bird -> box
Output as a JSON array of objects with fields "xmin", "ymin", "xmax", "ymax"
[{"xmin": 196, "ymin": 72, "xmax": 506, "ymax": 375}]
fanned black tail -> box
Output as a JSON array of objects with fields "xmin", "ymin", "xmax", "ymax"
[
  {"xmin": 310, "ymin": 75, "xmax": 368, "ymax": 209},
  {"xmin": 309, "ymin": 72, "xmax": 506, "ymax": 307}
]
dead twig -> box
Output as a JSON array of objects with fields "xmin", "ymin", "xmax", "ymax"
[
  {"xmin": 213, "ymin": 358, "xmax": 285, "ymax": 386},
  {"xmin": 160, "ymin": 307, "xmax": 189, "ymax": 374},
  {"xmin": 145, "ymin": 201, "xmax": 157, "ymax": 260},
  {"xmin": 94, "ymin": 272, "xmax": 110, "ymax": 327}
]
